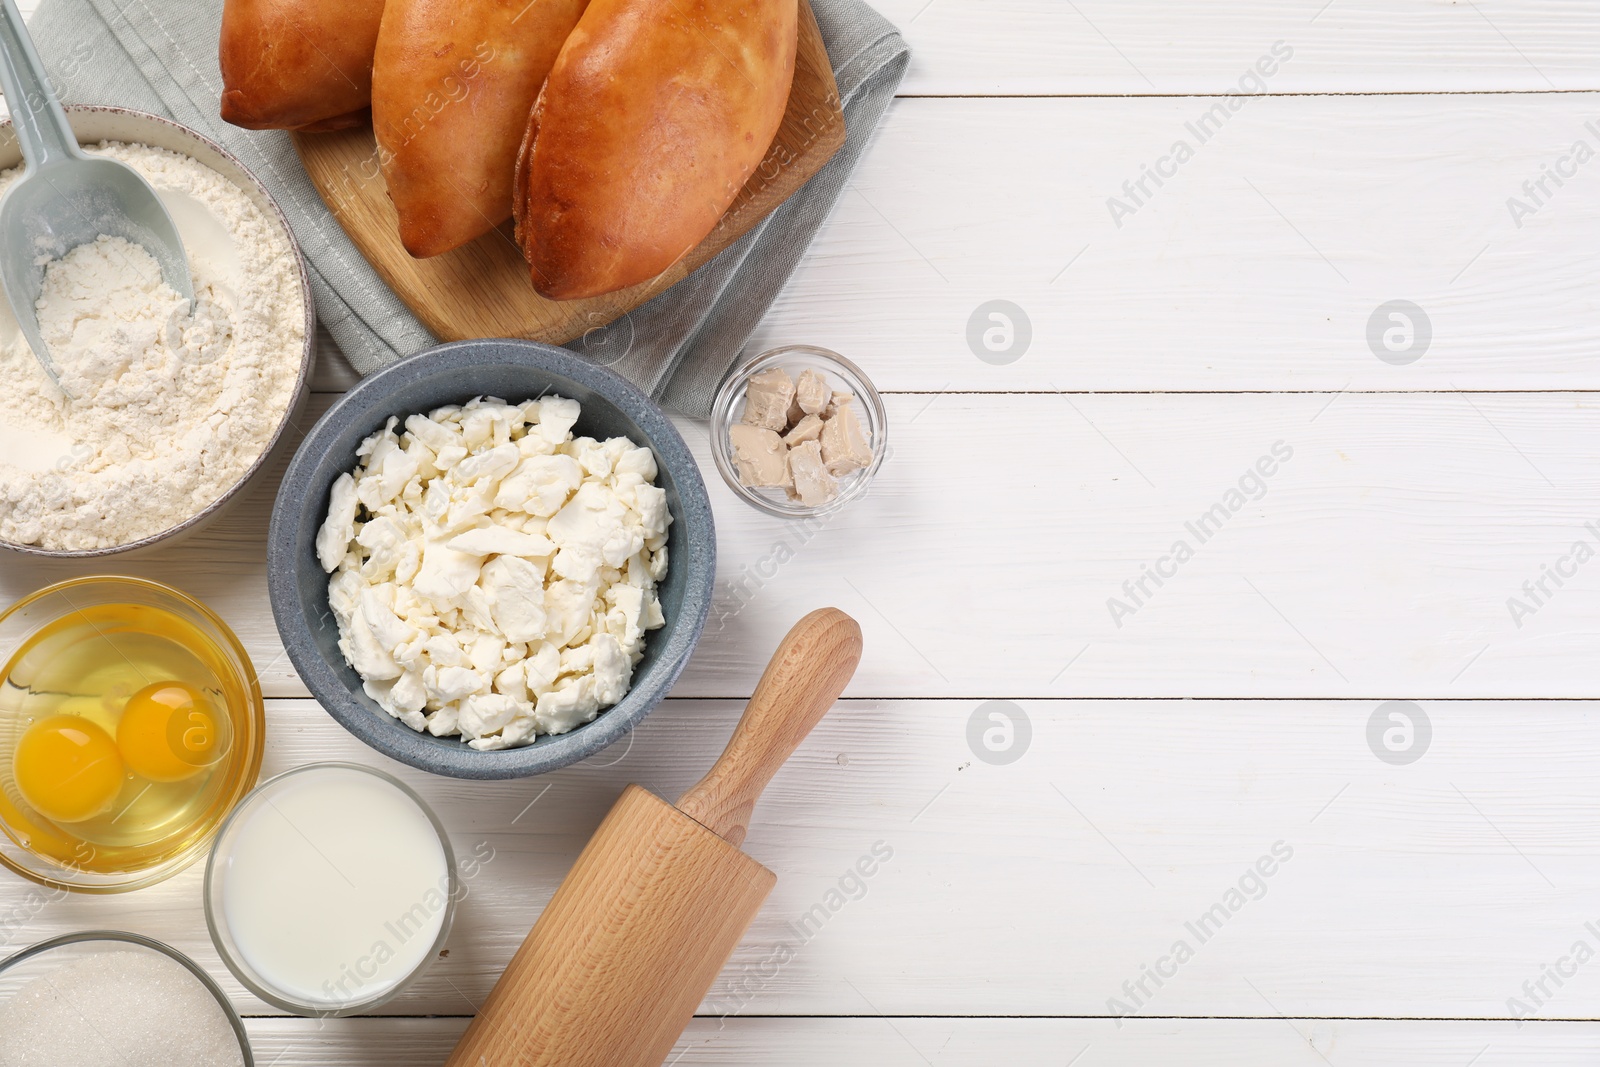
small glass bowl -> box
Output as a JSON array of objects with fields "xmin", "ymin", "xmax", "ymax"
[
  {"xmin": 204, "ymin": 762, "xmax": 457, "ymax": 1018},
  {"xmin": 0, "ymin": 577, "xmax": 266, "ymax": 893},
  {"xmin": 0, "ymin": 931, "xmax": 253, "ymax": 1065},
  {"xmin": 710, "ymin": 345, "xmax": 888, "ymax": 518}
]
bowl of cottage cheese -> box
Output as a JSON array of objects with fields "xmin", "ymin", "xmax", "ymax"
[
  {"xmin": 267, "ymin": 339, "xmax": 715, "ymax": 780},
  {"xmin": 0, "ymin": 107, "xmax": 313, "ymax": 556}
]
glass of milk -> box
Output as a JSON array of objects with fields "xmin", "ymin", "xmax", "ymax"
[{"xmin": 203, "ymin": 762, "xmax": 457, "ymax": 1016}]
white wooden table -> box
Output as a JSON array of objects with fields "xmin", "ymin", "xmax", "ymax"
[{"xmin": 5, "ymin": 2, "xmax": 1600, "ymax": 1063}]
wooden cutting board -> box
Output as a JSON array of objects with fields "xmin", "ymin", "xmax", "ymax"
[{"xmin": 292, "ymin": 1, "xmax": 844, "ymax": 347}]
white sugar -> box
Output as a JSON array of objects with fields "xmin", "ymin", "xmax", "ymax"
[{"xmin": 0, "ymin": 948, "xmax": 245, "ymax": 1067}]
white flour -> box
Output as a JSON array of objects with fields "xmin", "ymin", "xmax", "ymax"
[{"xmin": 0, "ymin": 141, "xmax": 305, "ymax": 551}]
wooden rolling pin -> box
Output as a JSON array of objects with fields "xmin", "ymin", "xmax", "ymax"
[{"xmin": 444, "ymin": 607, "xmax": 863, "ymax": 1067}]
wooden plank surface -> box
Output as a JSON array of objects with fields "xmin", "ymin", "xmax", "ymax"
[
  {"xmin": 11, "ymin": 698, "xmax": 1600, "ymax": 1022},
  {"xmin": 744, "ymin": 93, "xmax": 1600, "ymax": 393},
  {"xmin": 9, "ymin": 1, "xmax": 1600, "ymax": 1063},
  {"xmin": 242, "ymin": 1016, "xmax": 1600, "ymax": 1065},
  {"xmin": 8, "ymin": 388, "xmax": 1597, "ymax": 701},
  {"xmin": 16, "ymin": 0, "xmax": 1600, "ymax": 99},
  {"xmin": 875, "ymin": 0, "xmax": 1600, "ymax": 95}
]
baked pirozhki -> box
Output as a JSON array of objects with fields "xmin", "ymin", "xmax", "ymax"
[
  {"xmin": 513, "ymin": 0, "xmax": 798, "ymax": 300},
  {"xmin": 373, "ymin": 0, "xmax": 590, "ymax": 257},
  {"xmin": 219, "ymin": 0, "xmax": 386, "ymax": 131}
]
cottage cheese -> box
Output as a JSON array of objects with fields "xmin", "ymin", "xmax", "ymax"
[
  {"xmin": 0, "ymin": 141, "xmax": 305, "ymax": 551},
  {"xmin": 317, "ymin": 396, "xmax": 671, "ymax": 750}
]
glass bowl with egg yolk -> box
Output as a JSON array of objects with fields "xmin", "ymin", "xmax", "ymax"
[{"xmin": 0, "ymin": 577, "xmax": 265, "ymax": 892}]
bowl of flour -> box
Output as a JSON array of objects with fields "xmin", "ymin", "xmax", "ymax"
[{"xmin": 0, "ymin": 107, "xmax": 313, "ymax": 556}]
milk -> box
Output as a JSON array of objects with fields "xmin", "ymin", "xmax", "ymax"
[{"xmin": 215, "ymin": 766, "xmax": 451, "ymax": 1008}]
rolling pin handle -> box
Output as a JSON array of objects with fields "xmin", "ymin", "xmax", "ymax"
[{"xmin": 676, "ymin": 607, "xmax": 862, "ymax": 845}]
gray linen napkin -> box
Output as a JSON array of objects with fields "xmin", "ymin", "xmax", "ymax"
[{"xmin": 28, "ymin": 0, "xmax": 908, "ymax": 417}]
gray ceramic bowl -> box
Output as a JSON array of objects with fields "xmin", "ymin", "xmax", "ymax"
[{"xmin": 268, "ymin": 340, "xmax": 715, "ymax": 779}]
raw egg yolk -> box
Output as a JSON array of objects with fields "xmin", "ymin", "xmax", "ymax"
[
  {"xmin": 13, "ymin": 715, "xmax": 125, "ymax": 824},
  {"xmin": 116, "ymin": 682, "xmax": 220, "ymax": 783}
]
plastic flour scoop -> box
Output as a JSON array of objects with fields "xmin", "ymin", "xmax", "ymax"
[
  {"xmin": 0, "ymin": 0, "xmax": 192, "ymax": 394},
  {"xmin": 444, "ymin": 608, "xmax": 863, "ymax": 1067}
]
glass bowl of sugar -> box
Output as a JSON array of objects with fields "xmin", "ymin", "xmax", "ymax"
[{"xmin": 0, "ymin": 930, "xmax": 252, "ymax": 1066}]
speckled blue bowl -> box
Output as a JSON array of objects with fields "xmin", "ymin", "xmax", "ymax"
[{"xmin": 267, "ymin": 340, "xmax": 715, "ymax": 780}]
